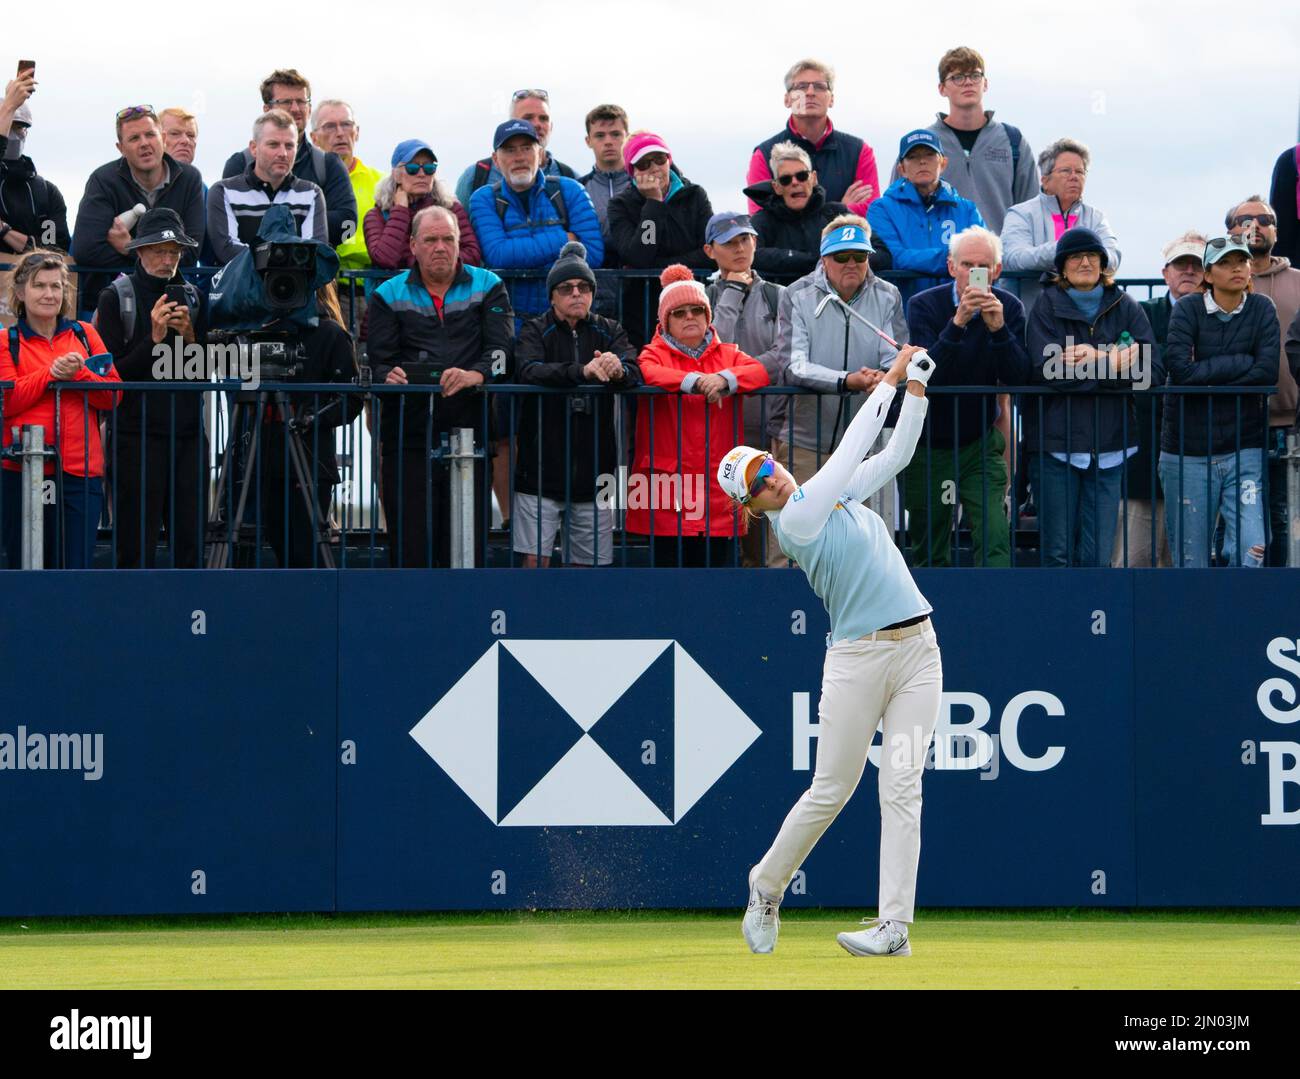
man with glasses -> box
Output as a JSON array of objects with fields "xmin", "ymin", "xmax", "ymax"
[
  {"xmin": 220, "ymin": 69, "xmax": 357, "ymax": 250},
  {"xmin": 73, "ymin": 104, "xmax": 206, "ymax": 309},
  {"xmin": 776, "ymin": 215, "xmax": 907, "ymax": 492},
  {"xmin": 206, "ymin": 111, "xmax": 327, "ymax": 264},
  {"xmin": 455, "ymin": 89, "xmax": 577, "ymax": 206},
  {"xmin": 1227, "ymin": 196, "xmax": 1300, "ymax": 565},
  {"xmin": 896, "ymin": 47, "xmax": 1039, "ymax": 234},
  {"xmin": 868, "ymin": 129, "xmax": 984, "ymax": 304},
  {"xmin": 747, "ymin": 59, "xmax": 880, "ymax": 217},
  {"xmin": 311, "ymin": 99, "xmax": 382, "ymax": 275},
  {"xmin": 512, "ymin": 241, "xmax": 640, "ymax": 567},
  {"xmin": 1002, "ymin": 137, "xmax": 1120, "ymax": 310}
]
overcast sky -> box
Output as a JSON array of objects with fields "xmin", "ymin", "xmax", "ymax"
[{"xmin": 11, "ymin": 0, "xmax": 1300, "ymax": 279}]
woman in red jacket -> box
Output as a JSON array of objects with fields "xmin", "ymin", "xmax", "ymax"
[
  {"xmin": 1, "ymin": 250, "xmax": 121, "ymax": 568},
  {"xmin": 629, "ymin": 264, "xmax": 770, "ymax": 565}
]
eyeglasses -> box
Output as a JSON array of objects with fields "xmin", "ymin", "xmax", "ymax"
[
  {"xmin": 1051, "ymin": 167, "xmax": 1087, "ymax": 179},
  {"xmin": 944, "ymin": 71, "xmax": 984, "ymax": 85},
  {"xmin": 747, "ymin": 456, "xmax": 775, "ymax": 500},
  {"xmin": 1205, "ymin": 237, "xmax": 1249, "ymax": 254},
  {"xmin": 403, "ymin": 162, "xmax": 438, "ymax": 175},
  {"xmin": 633, "ymin": 153, "xmax": 669, "ymax": 171},
  {"xmin": 268, "ymin": 97, "xmax": 310, "ymax": 109},
  {"xmin": 555, "ymin": 281, "xmax": 594, "ymax": 295},
  {"xmin": 670, "ymin": 305, "xmax": 707, "ymax": 319},
  {"xmin": 831, "ymin": 251, "xmax": 868, "ymax": 264},
  {"xmin": 317, "ymin": 121, "xmax": 356, "ymax": 134},
  {"xmin": 789, "ymin": 81, "xmax": 830, "ymax": 93},
  {"xmin": 1232, "ymin": 213, "xmax": 1276, "ymax": 228},
  {"xmin": 116, "ymin": 105, "xmax": 156, "ymax": 122},
  {"xmin": 776, "ymin": 170, "xmax": 811, "ymax": 186},
  {"xmin": 513, "ymin": 88, "xmax": 549, "ymax": 102},
  {"xmin": 1065, "ymin": 251, "xmax": 1101, "ymax": 263}
]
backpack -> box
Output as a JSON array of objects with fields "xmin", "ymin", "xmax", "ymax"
[
  {"xmin": 1003, "ymin": 123, "xmax": 1023, "ymax": 193},
  {"xmin": 8, "ymin": 320, "xmax": 92, "ymax": 369},
  {"xmin": 470, "ymin": 158, "xmax": 494, "ymax": 193},
  {"xmin": 106, "ymin": 275, "xmax": 199, "ymax": 351},
  {"xmin": 492, "ymin": 177, "xmax": 569, "ymax": 231}
]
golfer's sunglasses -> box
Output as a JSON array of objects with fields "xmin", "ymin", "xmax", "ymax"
[{"xmin": 748, "ymin": 455, "xmax": 776, "ymax": 499}]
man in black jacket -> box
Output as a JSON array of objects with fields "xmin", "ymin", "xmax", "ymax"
[
  {"xmin": 1, "ymin": 99, "xmax": 70, "ymax": 257},
  {"xmin": 73, "ymin": 107, "xmax": 206, "ymax": 313},
  {"xmin": 513, "ymin": 241, "xmax": 640, "ymax": 567},
  {"xmin": 94, "ymin": 208, "xmax": 206, "ymax": 568},
  {"xmin": 220, "ymin": 69, "xmax": 357, "ymax": 251}
]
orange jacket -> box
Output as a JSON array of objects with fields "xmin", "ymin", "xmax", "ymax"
[
  {"xmin": 1, "ymin": 319, "xmax": 122, "ymax": 477},
  {"xmin": 629, "ymin": 330, "xmax": 770, "ymax": 537}
]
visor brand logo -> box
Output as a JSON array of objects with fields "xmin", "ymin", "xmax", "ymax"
[{"xmin": 411, "ymin": 640, "xmax": 759, "ymax": 826}]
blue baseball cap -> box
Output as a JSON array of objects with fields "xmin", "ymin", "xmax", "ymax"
[
  {"xmin": 705, "ymin": 211, "xmax": 758, "ymax": 246},
  {"xmin": 898, "ymin": 128, "xmax": 943, "ymax": 161},
  {"xmin": 493, "ymin": 119, "xmax": 540, "ymax": 151},
  {"xmin": 820, "ymin": 223, "xmax": 874, "ymax": 257},
  {"xmin": 391, "ymin": 139, "xmax": 437, "ymax": 168}
]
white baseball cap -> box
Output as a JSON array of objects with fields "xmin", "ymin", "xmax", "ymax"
[{"xmin": 717, "ymin": 445, "xmax": 771, "ymax": 505}]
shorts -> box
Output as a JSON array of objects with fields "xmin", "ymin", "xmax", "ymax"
[{"xmin": 512, "ymin": 493, "xmax": 612, "ymax": 565}]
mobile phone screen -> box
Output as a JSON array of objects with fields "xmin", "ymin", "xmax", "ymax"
[{"xmin": 18, "ymin": 60, "xmax": 35, "ymax": 77}]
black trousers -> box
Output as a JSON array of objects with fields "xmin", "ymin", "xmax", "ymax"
[
  {"xmin": 112, "ymin": 433, "xmax": 205, "ymax": 568},
  {"xmin": 382, "ymin": 449, "xmax": 488, "ymax": 568}
]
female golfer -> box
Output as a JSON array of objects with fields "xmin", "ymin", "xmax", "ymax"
[{"xmin": 717, "ymin": 343, "xmax": 941, "ymax": 957}]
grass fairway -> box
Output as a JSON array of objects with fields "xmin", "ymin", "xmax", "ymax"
[{"xmin": 2, "ymin": 910, "xmax": 1298, "ymax": 990}]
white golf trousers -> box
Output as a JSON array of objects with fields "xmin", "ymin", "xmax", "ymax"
[{"xmin": 752, "ymin": 624, "xmax": 943, "ymax": 923}]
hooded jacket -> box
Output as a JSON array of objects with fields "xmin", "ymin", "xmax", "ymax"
[
  {"xmin": 867, "ymin": 177, "xmax": 985, "ymax": 301},
  {"xmin": 1248, "ymin": 255, "xmax": 1300, "ymax": 426},
  {"xmin": 0, "ymin": 318, "xmax": 121, "ymax": 477},
  {"xmin": 776, "ymin": 262, "xmax": 908, "ymax": 454},
  {"xmin": 743, "ymin": 180, "xmax": 865, "ymax": 278},
  {"xmin": 606, "ymin": 172, "xmax": 713, "ymax": 270},
  {"xmin": 0, "ymin": 155, "xmax": 69, "ymax": 251},
  {"xmin": 628, "ymin": 330, "xmax": 769, "ymax": 537},
  {"xmin": 1001, "ymin": 192, "xmax": 1121, "ymax": 309},
  {"xmin": 513, "ymin": 308, "xmax": 641, "ymax": 501},
  {"xmin": 72, "ymin": 153, "xmax": 206, "ymax": 305},
  {"xmin": 468, "ymin": 171, "xmax": 604, "ymax": 318},
  {"xmin": 1160, "ymin": 291, "xmax": 1279, "ymax": 456},
  {"xmin": 1024, "ymin": 284, "xmax": 1156, "ymax": 456}
]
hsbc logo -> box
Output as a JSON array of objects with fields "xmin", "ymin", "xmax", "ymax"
[{"xmin": 410, "ymin": 640, "xmax": 760, "ymax": 826}]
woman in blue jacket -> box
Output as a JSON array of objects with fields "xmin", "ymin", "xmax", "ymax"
[{"xmin": 1025, "ymin": 229, "xmax": 1155, "ymax": 567}]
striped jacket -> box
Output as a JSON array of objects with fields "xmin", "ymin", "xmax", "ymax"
[
  {"xmin": 206, "ymin": 165, "xmax": 327, "ymax": 265},
  {"xmin": 367, "ymin": 263, "xmax": 515, "ymax": 449}
]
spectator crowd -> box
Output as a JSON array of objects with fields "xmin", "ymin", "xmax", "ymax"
[{"xmin": 1, "ymin": 49, "xmax": 1298, "ymax": 570}]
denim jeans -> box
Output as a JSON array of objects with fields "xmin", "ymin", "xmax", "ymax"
[
  {"xmin": 1158, "ymin": 449, "xmax": 1265, "ymax": 568},
  {"xmin": 1031, "ymin": 453, "xmax": 1122, "ymax": 567}
]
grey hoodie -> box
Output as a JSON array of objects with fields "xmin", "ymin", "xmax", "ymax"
[
  {"xmin": 775, "ymin": 262, "xmax": 908, "ymax": 453},
  {"xmin": 924, "ymin": 112, "xmax": 1039, "ymax": 233},
  {"xmin": 1001, "ymin": 191, "xmax": 1121, "ymax": 310},
  {"xmin": 707, "ymin": 272, "xmax": 787, "ymax": 444}
]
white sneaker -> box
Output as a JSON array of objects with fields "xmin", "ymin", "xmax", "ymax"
[
  {"xmin": 742, "ymin": 876, "xmax": 781, "ymax": 954},
  {"xmin": 836, "ymin": 918, "xmax": 911, "ymax": 957}
]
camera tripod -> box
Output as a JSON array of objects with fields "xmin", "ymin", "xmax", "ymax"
[{"xmin": 206, "ymin": 388, "xmax": 336, "ymax": 569}]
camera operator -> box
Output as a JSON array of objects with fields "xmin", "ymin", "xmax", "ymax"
[
  {"xmin": 367, "ymin": 204, "xmax": 514, "ymax": 567},
  {"xmin": 254, "ymin": 281, "xmax": 357, "ymax": 568},
  {"xmin": 94, "ymin": 208, "xmax": 206, "ymax": 568}
]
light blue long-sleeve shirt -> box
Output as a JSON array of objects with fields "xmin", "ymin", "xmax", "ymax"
[{"xmin": 771, "ymin": 381, "xmax": 932, "ymax": 641}]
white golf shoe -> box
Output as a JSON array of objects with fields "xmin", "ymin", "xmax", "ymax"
[
  {"xmin": 742, "ymin": 877, "xmax": 781, "ymax": 954},
  {"xmin": 836, "ymin": 918, "xmax": 911, "ymax": 957}
]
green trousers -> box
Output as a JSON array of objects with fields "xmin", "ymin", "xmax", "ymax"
[{"xmin": 903, "ymin": 427, "xmax": 1009, "ymax": 567}]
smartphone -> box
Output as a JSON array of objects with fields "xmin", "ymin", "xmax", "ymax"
[
  {"xmin": 164, "ymin": 285, "xmax": 188, "ymax": 307},
  {"xmin": 17, "ymin": 60, "xmax": 35, "ymax": 78},
  {"xmin": 968, "ymin": 267, "xmax": 990, "ymax": 292}
]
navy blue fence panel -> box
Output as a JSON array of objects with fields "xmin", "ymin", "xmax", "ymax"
[
  {"xmin": 335, "ymin": 570, "xmax": 1136, "ymax": 910},
  {"xmin": 1133, "ymin": 572, "xmax": 1300, "ymax": 904},
  {"xmin": 0, "ymin": 572, "xmax": 338, "ymax": 915}
]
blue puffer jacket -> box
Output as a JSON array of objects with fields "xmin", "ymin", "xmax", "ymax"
[
  {"xmin": 867, "ymin": 178, "xmax": 984, "ymax": 301},
  {"xmin": 468, "ymin": 172, "xmax": 604, "ymax": 319}
]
